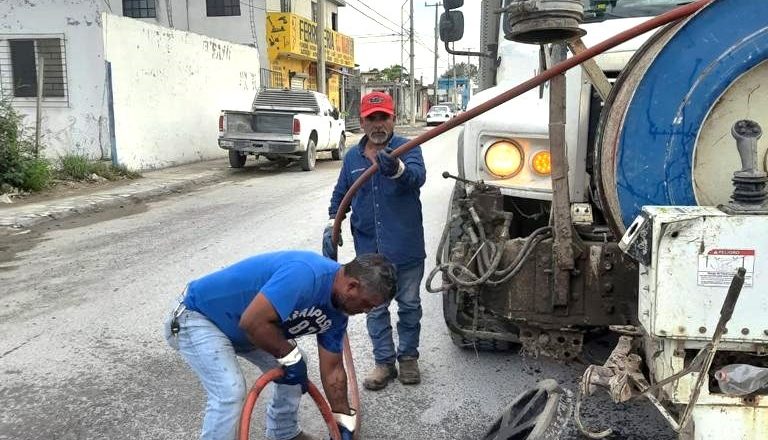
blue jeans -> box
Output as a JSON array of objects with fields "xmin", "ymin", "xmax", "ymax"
[
  {"xmin": 366, "ymin": 261, "xmax": 424, "ymax": 364},
  {"xmin": 163, "ymin": 308, "xmax": 303, "ymax": 440}
]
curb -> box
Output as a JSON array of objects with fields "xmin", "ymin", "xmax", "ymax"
[{"xmin": 0, "ymin": 171, "xmax": 227, "ymax": 229}]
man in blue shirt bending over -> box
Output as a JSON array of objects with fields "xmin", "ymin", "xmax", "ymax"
[
  {"xmin": 163, "ymin": 251, "xmax": 396, "ymax": 440},
  {"xmin": 324, "ymin": 91, "xmax": 427, "ymax": 391}
]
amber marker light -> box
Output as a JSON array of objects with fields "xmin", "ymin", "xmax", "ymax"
[{"xmin": 531, "ymin": 150, "xmax": 552, "ymax": 176}]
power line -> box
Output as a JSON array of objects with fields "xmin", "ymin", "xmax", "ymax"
[
  {"xmin": 350, "ymin": 33, "xmax": 400, "ymax": 38},
  {"xmin": 344, "ymin": 1, "xmax": 403, "ymax": 35},
  {"xmin": 356, "ymin": 39, "xmax": 407, "ymax": 44},
  {"xmin": 344, "ymin": 0, "xmax": 436, "ymax": 55},
  {"xmin": 346, "ymin": 0, "xmax": 407, "ymax": 33}
]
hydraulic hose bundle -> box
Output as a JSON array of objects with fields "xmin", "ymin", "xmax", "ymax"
[{"xmin": 425, "ymin": 203, "xmax": 553, "ymax": 293}]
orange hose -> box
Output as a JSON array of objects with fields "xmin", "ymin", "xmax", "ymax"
[
  {"xmin": 330, "ymin": 0, "xmax": 713, "ymax": 246},
  {"xmin": 238, "ymin": 368, "xmax": 342, "ymax": 440}
]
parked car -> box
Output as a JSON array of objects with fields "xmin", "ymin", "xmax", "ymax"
[
  {"xmin": 426, "ymin": 105, "xmax": 455, "ymax": 126},
  {"xmin": 218, "ymin": 89, "xmax": 345, "ymax": 171},
  {"xmin": 448, "ymin": 102, "xmax": 464, "ymax": 116}
]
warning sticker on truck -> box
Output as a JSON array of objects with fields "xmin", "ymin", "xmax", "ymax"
[{"xmin": 697, "ymin": 249, "xmax": 754, "ymax": 287}]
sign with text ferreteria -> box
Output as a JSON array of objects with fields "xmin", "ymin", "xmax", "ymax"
[{"xmin": 267, "ymin": 12, "xmax": 355, "ymax": 68}]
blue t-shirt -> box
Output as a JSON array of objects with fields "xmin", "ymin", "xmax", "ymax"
[{"xmin": 183, "ymin": 251, "xmax": 347, "ymax": 353}]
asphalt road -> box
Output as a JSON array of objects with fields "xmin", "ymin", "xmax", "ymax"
[{"xmin": 0, "ymin": 125, "xmax": 674, "ymax": 440}]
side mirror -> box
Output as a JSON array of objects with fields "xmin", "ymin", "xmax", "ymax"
[
  {"xmin": 331, "ymin": 109, "xmax": 340, "ymax": 119},
  {"xmin": 439, "ymin": 11, "xmax": 464, "ymax": 43}
]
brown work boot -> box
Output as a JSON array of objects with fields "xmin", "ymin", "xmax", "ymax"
[
  {"xmin": 363, "ymin": 363, "xmax": 398, "ymax": 391},
  {"xmin": 398, "ymin": 357, "xmax": 421, "ymax": 385},
  {"xmin": 287, "ymin": 431, "xmax": 320, "ymax": 440}
]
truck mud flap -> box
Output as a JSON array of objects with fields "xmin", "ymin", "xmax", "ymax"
[{"xmin": 483, "ymin": 379, "xmax": 573, "ymax": 440}]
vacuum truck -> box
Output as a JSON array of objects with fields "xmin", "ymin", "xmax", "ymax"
[{"xmin": 429, "ymin": 0, "xmax": 768, "ymax": 359}]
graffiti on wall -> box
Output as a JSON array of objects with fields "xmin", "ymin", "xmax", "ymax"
[
  {"xmin": 202, "ymin": 40, "xmax": 231, "ymax": 61},
  {"xmin": 239, "ymin": 71, "xmax": 259, "ymax": 91}
]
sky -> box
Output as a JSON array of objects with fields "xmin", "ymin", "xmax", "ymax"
[{"xmin": 337, "ymin": 0, "xmax": 481, "ymax": 86}]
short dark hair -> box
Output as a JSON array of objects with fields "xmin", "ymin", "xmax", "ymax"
[{"xmin": 344, "ymin": 254, "xmax": 397, "ymax": 301}]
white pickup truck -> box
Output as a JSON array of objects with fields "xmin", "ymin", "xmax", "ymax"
[{"xmin": 218, "ymin": 89, "xmax": 346, "ymax": 171}]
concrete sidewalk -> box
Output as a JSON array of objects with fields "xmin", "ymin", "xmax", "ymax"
[
  {"xmin": 0, "ymin": 131, "xmax": 367, "ymax": 229},
  {"xmin": 0, "ymin": 159, "xmax": 234, "ymax": 228}
]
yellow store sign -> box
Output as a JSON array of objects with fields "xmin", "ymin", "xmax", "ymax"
[{"xmin": 267, "ymin": 12, "xmax": 355, "ymax": 68}]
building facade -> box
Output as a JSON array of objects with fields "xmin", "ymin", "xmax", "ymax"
[
  {"xmin": 0, "ymin": 0, "xmax": 267, "ymax": 165},
  {"xmin": 437, "ymin": 76, "xmax": 472, "ymax": 110},
  {"xmin": 264, "ymin": 0, "xmax": 354, "ymax": 109}
]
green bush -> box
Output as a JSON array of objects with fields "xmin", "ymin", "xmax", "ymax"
[
  {"xmin": 22, "ymin": 158, "xmax": 52, "ymax": 192},
  {"xmin": 0, "ymin": 97, "xmax": 51, "ymax": 192},
  {"xmin": 58, "ymin": 154, "xmax": 141, "ymax": 181},
  {"xmin": 60, "ymin": 154, "xmax": 91, "ymax": 180}
]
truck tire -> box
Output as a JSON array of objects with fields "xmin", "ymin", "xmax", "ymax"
[
  {"xmin": 443, "ymin": 290, "xmax": 514, "ymax": 352},
  {"xmin": 228, "ymin": 150, "xmax": 246, "ymax": 168},
  {"xmin": 332, "ymin": 134, "xmax": 346, "ymax": 160},
  {"xmin": 300, "ymin": 139, "xmax": 317, "ymax": 171}
]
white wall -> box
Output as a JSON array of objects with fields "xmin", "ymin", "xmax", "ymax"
[
  {"xmin": 0, "ymin": 0, "xmax": 110, "ymax": 160},
  {"xmin": 103, "ymin": 14, "xmax": 261, "ymax": 170},
  {"xmin": 118, "ymin": 0, "xmax": 268, "ymax": 78},
  {"xmin": 267, "ymin": 0, "xmax": 339, "ymax": 28}
]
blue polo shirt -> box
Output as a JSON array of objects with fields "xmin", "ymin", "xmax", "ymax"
[
  {"xmin": 328, "ymin": 135, "xmax": 426, "ymax": 267},
  {"xmin": 183, "ymin": 251, "xmax": 347, "ymax": 353}
]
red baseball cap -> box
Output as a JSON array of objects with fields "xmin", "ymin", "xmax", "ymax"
[{"xmin": 360, "ymin": 92, "xmax": 395, "ymax": 118}]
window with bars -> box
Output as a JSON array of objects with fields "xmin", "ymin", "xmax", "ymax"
[
  {"xmin": 280, "ymin": 0, "xmax": 291, "ymax": 13},
  {"xmin": 311, "ymin": 1, "xmax": 317, "ymax": 23},
  {"xmin": 123, "ymin": 0, "xmax": 157, "ymax": 18},
  {"xmin": 206, "ymin": 0, "xmax": 241, "ymax": 16},
  {"xmin": 5, "ymin": 38, "xmax": 66, "ymax": 99}
]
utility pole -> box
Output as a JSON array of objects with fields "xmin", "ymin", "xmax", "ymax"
[
  {"xmin": 409, "ymin": 0, "xmax": 416, "ymax": 126},
  {"xmin": 426, "ymin": 2, "xmax": 441, "ymax": 105},
  {"xmin": 400, "ymin": 0, "xmax": 407, "ymax": 82},
  {"xmin": 451, "ymin": 43, "xmax": 457, "ymax": 106},
  {"xmin": 316, "ymin": 0, "xmax": 326, "ymax": 94}
]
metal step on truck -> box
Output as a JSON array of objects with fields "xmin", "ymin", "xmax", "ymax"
[{"xmin": 426, "ymin": 0, "xmax": 768, "ymax": 438}]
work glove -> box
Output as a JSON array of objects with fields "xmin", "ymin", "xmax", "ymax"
[
  {"xmin": 376, "ymin": 148, "xmax": 404, "ymax": 178},
  {"xmin": 329, "ymin": 410, "xmax": 356, "ymax": 440},
  {"xmin": 322, "ymin": 219, "xmax": 343, "ymax": 261},
  {"xmin": 274, "ymin": 342, "xmax": 308, "ymax": 394}
]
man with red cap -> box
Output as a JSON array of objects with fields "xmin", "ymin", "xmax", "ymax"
[{"xmin": 324, "ymin": 91, "xmax": 427, "ymax": 391}]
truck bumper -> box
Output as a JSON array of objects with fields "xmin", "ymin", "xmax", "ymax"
[{"xmin": 218, "ymin": 139, "xmax": 302, "ymax": 154}]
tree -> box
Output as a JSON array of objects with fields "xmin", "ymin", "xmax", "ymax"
[
  {"xmin": 380, "ymin": 65, "xmax": 408, "ymax": 82},
  {"xmin": 440, "ymin": 62, "xmax": 478, "ymax": 83}
]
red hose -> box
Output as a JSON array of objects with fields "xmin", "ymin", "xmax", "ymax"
[
  {"xmin": 342, "ymin": 335, "xmax": 361, "ymax": 438},
  {"xmin": 238, "ymin": 368, "xmax": 342, "ymax": 440},
  {"xmin": 331, "ymin": 0, "xmax": 713, "ymax": 245}
]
